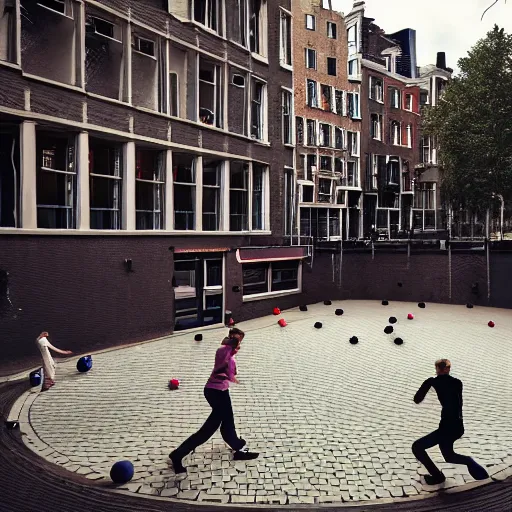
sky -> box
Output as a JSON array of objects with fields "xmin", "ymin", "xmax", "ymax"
[{"xmin": 331, "ymin": 0, "xmax": 512, "ymax": 74}]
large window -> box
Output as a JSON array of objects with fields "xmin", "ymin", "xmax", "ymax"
[
  {"xmin": 370, "ymin": 114, "xmax": 382, "ymax": 140},
  {"xmin": 89, "ymin": 140, "xmax": 122, "ymax": 230},
  {"xmin": 251, "ymin": 79, "xmax": 266, "ymax": 140},
  {"xmin": 347, "ymin": 24, "xmax": 357, "ymax": 55},
  {"xmin": 413, "ymin": 182, "xmax": 436, "ymax": 230},
  {"xmin": 243, "ymin": 260, "xmax": 300, "ymax": 297},
  {"xmin": 347, "ymin": 92, "xmax": 360, "ymax": 118},
  {"xmin": 347, "ymin": 161, "xmax": 358, "ymax": 187},
  {"xmin": 319, "ymin": 123, "xmax": 331, "ymax": 147},
  {"xmin": 135, "ymin": 149, "xmax": 165, "ymax": 230},
  {"xmin": 36, "ymin": 132, "xmax": 76, "ymax": 229},
  {"xmin": 173, "ymin": 153, "xmax": 196, "ymax": 230},
  {"xmin": 305, "ymin": 48, "xmax": 317, "ymax": 69},
  {"xmin": 202, "ymin": 159, "xmax": 222, "ymax": 231},
  {"xmin": 280, "ymin": 9, "xmax": 292, "ymax": 67},
  {"xmin": 321, "ymin": 84, "xmax": 332, "ymax": 111},
  {"xmin": 307, "ymin": 79, "xmax": 318, "ymax": 107},
  {"xmin": 335, "ymin": 90, "xmax": 344, "ymax": 115},
  {"xmin": 389, "ymin": 87, "xmax": 400, "ymax": 108},
  {"xmin": 230, "ymin": 162, "xmax": 249, "ymax": 231},
  {"xmin": 306, "ymin": 119, "xmax": 316, "ymax": 146},
  {"xmin": 252, "ymin": 163, "xmax": 265, "ymax": 230},
  {"xmin": 249, "ymin": 0, "xmax": 267, "ymax": 56},
  {"xmin": 370, "ymin": 77, "xmax": 383, "ymax": 102},
  {"xmin": 335, "ymin": 127, "xmax": 345, "ymax": 149},
  {"xmin": 282, "ymin": 90, "xmax": 293, "ymax": 144},
  {"xmin": 318, "ymin": 178, "xmax": 333, "ymax": 203},
  {"xmin": 347, "ymin": 131, "xmax": 359, "ymax": 156},
  {"xmin": 194, "ymin": 0, "xmax": 220, "ymax": 33},
  {"xmin": 199, "ymin": 57, "xmax": 223, "ymax": 128}
]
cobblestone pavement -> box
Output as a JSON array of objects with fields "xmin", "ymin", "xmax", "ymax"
[{"xmin": 15, "ymin": 301, "xmax": 512, "ymax": 506}]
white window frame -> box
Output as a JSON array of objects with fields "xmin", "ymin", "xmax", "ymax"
[
  {"xmin": 413, "ymin": 182, "xmax": 437, "ymax": 231},
  {"xmin": 347, "ymin": 23, "xmax": 357, "ymax": 55},
  {"xmin": 279, "ymin": 8, "xmax": 292, "ymax": 69},
  {"xmin": 198, "ymin": 57, "xmax": 224, "ymax": 128},
  {"xmin": 249, "ymin": 0, "xmax": 268, "ymax": 58},
  {"xmin": 319, "ymin": 155, "xmax": 332, "ymax": 172},
  {"xmin": 390, "ymin": 87, "xmax": 400, "ymax": 108},
  {"xmin": 405, "ymin": 93, "xmax": 413, "ymax": 111},
  {"xmin": 318, "ymin": 177, "xmax": 333, "ymax": 203},
  {"xmin": 348, "ymin": 131, "xmax": 359, "ymax": 156},
  {"xmin": 348, "ymin": 57, "xmax": 359, "ymax": 79},
  {"xmin": 299, "ymin": 181, "xmax": 315, "ymax": 203},
  {"xmin": 346, "ymin": 160, "xmax": 359, "ymax": 188},
  {"xmin": 305, "ymin": 14, "xmax": 315, "ymax": 30},
  {"xmin": 370, "ymin": 76, "xmax": 384, "ymax": 102},
  {"xmin": 406, "ymin": 124, "xmax": 412, "ymax": 148},
  {"xmin": 192, "ymin": 0, "xmax": 222, "ymax": 34},
  {"xmin": 202, "ymin": 159, "xmax": 222, "ymax": 232},
  {"xmin": 391, "ymin": 121, "xmax": 401, "ymax": 146},
  {"xmin": 347, "ymin": 91, "xmax": 360, "ymax": 119},
  {"xmin": 327, "ymin": 21, "xmax": 337, "ymax": 39},
  {"xmin": 173, "ymin": 154, "xmax": 197, "ymax": 231},
  {"xmin": 282, "ymin": 88, "xmax": 293, "ymax": 145},
  {"xmin": 250, "ymin": 77, "xmax": 267, "ymax": 141},
  {"xmin": 371, "ymin": 114, "xmax": 382, "ymax": 141},
  {"xmin": 319, "ymin": 123, "xmax": 331, "ymax": 148},
  {"xmin": 305, "ymin": 48, "xmax": 317, "ymax": 69},
  {"xmin": 306, "ymin": 79, "xmax": 319, "ymax": 108},
  {"xmin": 335, "ymin": 127, "xmax": 345, "ymax": 150},
  {"xmin": 371, "ymin": 155, "xmax": 379, "ymax": 190},
  {"xmin": 306, "ymin": 119, "xmax": 317, "ymax": 146}
]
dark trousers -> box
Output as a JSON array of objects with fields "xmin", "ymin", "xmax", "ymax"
[
  {"xmin": 412, "ymin": 422, "xmax": 476, "ymax": 477},
  {"xmin": 175, "ymin": 387, "xmax": 244, "ymax": 458}
]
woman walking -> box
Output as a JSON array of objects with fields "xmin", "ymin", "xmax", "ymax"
[
  {"xmin": 36, "ymin": 332, "xmax": 73, "ymax": 391},
  {"xmin": 169, "ymin": 328, "xmax": 258, "ymax": 474}
]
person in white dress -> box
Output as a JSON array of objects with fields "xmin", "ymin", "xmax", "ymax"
[{"xmin": 36, "ymin": 332, "xmax": 72, "ymax": 391}]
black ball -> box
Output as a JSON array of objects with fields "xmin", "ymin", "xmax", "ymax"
[
  {"xmin": 324, "ymin": 300, "xmax": 332, "ymax": 305},
  {"xmin": 466, "ymin": 303, "xmax": 474, "ymax": 309},
  {"xmin": 384, "ymin": 325, "xmax": 394, "ymax": 334},
  {"xmin": 335, "ymin": 309, "xmax": 344, "ymax": 316},
  {"xmin": 349, "ymin": 336, "xmax": 359, "ymax": 345},
  {"xmin": 194, "ymin": 334, "xmax": 202, "ymax": 341},
  {"xmin": 314, "ymin": 322, "xmax": 322, "ymax": 329},
  {"xmin": 394, "ymin": 338, "xmax": 404, "ymax": 345},
  {"xmin": 418, "ymin": 302, "xmax": 426, "ymax": 308},
  {"xmin": 389, "ymin": 317, "xmax": 397, "ymax": 324},
  {"xmin": 397, "ymin": 282, "xmax": 403, "ymax": 287},
  {"xmin": 382, "ymin": 300, "xmax": 389, "ymax": 306},
  {"xmin": 299, "ymin": 305, "xmax": 308, "ymax": 312}
]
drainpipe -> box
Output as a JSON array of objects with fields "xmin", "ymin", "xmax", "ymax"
[
  {"xmin": 448, "ymin": 204, "xmax": 452, "ymax": 302},
  {"xmin": 498, "ymin": 194, "xmax": 504, "ymax": 241},
  {"xmin": 486, "ymin": 208, "xmax": 491, "ymax": 302}
]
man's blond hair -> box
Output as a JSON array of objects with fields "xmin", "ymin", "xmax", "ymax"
[{"xmin": 435, "ymin": 359, "xmax": 451, "ymax": 372}]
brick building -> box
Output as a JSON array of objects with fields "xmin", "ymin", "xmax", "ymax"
[
  {"xmin": 345, "ymin": 1, "xmax": 421, "ymax": 240},
  {"xmin": 292, "ymin": 0, "xmax": 362, "ymax": 242},
  {"xmin": 0, "ymin": 0, "xmax": 313, "ymax": 367}
]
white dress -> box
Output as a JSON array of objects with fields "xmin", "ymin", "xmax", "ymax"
[{"xmin": 37, "ymin": 336, "xmax": 56, "ymax": 380}]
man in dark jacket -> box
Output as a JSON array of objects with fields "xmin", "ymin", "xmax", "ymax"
[{"xmin": 412, "ymin": 359, "xmax": 489, "ymax": 485}]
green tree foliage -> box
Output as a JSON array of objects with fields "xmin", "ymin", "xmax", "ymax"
[{"xmin": 424, "ymin": 25, "xmax": 512, "ymax": 210}]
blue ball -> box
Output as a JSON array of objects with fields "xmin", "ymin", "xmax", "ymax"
[
  {"xmin": 29, "ymin": 369, "xmax": 42, "ymax": 387},
  {"xmin": 110, "ymin": 460, "xmax": 134, "ymax": 484},
  {"xmin": 77, "ymin": 355, "xmax": 93, "ymax": 373}
]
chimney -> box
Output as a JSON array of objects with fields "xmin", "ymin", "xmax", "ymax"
[{"xmin": 436, "ymin": 52, "xmax": 447, "ymax": 70}]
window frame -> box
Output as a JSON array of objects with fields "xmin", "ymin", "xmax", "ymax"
[
  {"xmin": 192, "ymin": 0, "xmax": 222, "ymax": 35},
  {"xmin": 371, "ymin": 114, "xmax": 382, "ymax": 141},
  {"xmin": 306, "ymin": 79, "xmax": 319, "ymax": 108},
  {"xmin": 305, "ymin": 14, "xmax": 316, "ymax": 30},
  {"xmin": 173, "ymin": 153, "xmax": 197, "ymax": 231},
  {"xmin": 250, "ymin": 77, "xmax": 267, "ymax": 141},
  {"xmin": 327, "ymin": 21, "xmax": 337, "ymax": 39},
  {"xmin": 198, "ymin": 56, "xmax": 224, "ymax": 128},
  {"xmin": 405, "ymin": 93, "xmax": 413, "ymax": 111},
  {"xmin": 327, "ymin": 57, "xmax": 337, "ymax": 76},
  {"xmin": 282, "ymin": 89, "xmax": 293, "ymax": 145},
  {"xmin": 279, "ymin": 8, "xmax": 292, "ymax": 68},
  {"xmin": 370, "ymin": 76, "xmax": 384, "ymax": 102},
  {"xmin": 305, "ymin": 48, "xmax": 317, "ymax": 70}
]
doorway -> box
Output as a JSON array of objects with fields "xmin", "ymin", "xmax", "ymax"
[{"xmin": 173, "ymin": 252, "xmax": 224, "ymax": 330}]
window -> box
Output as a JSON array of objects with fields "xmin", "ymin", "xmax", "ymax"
[
  {"xmin": 347, "ymin": 92, "xmax": 360, "ymax": 118},
  {"xmin": 327, "ymin": 21, "xmax": 337, "ymax": 39},
  {"xmin": 0, "ymin": 0, "xmax": 16, "ymax": 63},
  {"xmin": 199, "ymin": 57, "xmax": 223, "ymax": 128},
  {"xmin": 243, "ymin": 260, "xmax": 300, "ymax": 297},
  {"xmin": 296, "ymin": 117, "xmax": 304, "ymax": 145},
  {"xmin": 347, "ymin": 131, "xmax": 359, "ymax": 156},
  {"xmin": 300, "ymin": 207, "xmax": 340, "ymax": 239},
  {"xmin": 194, "ymin": 0, "xmax": 219, "ymax": 33},
  {"xmin": 389, "ymin": 87, "xmax": 400, "ymax": 108},
  {"xmin": 173, "ymin": 153, "xmax": 196, "ymax": 230},
  {"xmin": 347, "ymin": 161, "xmax": 358, "ymax": 187},
  {"xmin": 421, "ymin": 136, "xmax": 432, "ymax": 164},
  {"xmin": 89, "ymin": 140, "xmax": 122, "ymax": 230},
  {"xmin": 405, "ymin": 93, "xmax": 413, "ymax": 111},
  {"xmin": 280, "ymin": 10, "xmax": 292, "ymax": 67},
  {"xmin": 135, "ymin": 149, "xmax": 165, "ymax": 230},
  {"xmin": 319, "ymin": 124, "xmax": 331, "ymax": 147},
  {"xmin": 305, "ymin": 14, "xmax": 315, "ymax": 30},
  {"xmin": 202, "ymin": 159, "xmax": 222, "ymax": 231},
  {"xmin": 391, "ymin": 121, "xmax": 401, "ymax": 145},
  {"xmin": 320, "ymin": 156, "xmax": 332, "ymax": 172},
  {"xmin": 301, "ymin": 182, "xmax": 314, "ymax": 202},
  {"xmin": 306, "ymin": 154, "xmax": 317, "ymax": 178},
  {"xmin": 251, "ymin": 79, "xmax": 265, "ymax": 140},
  {"xmin": 305, "ymin": 48, "xmax": 317, "ymax": 69},
  {"xmin": 249, "ymin": 0, "xmax": 267, "ymax": 56},
  {"xmin": 335, "ymin": 90, "xmax": 344, "ymax": 115},
  {"xmin": 420, "ymin": 91, "xmax": 429, "ymax": 106},
  {"xmin": 327, "ymin": 57, "xmax": 337, "ymax": 76},
  {"xmin": 236, "ymin": 0, "xmax": 248, "ymax": 46},
  {"xmin": 371, "ymin": 114, "xmax": 382, "ymax": 140},
  {"xmin": 406, "ymin": 124, "xmax": 412, "ymax": 148},
  {"xmin": 347, "ymin": 25, "xmax": 357, "ymax": 55},
  {"xmin": 384, "ymin": 55, "xmax": 396, "ymax": 73},
  {"xmin": 282, "ymin": 90, "xmax": 292, "ymax": 144},
  {"xmin": 306, "ymin": 79, "xmax": 318, "ymax": 108},
  {"xmin": 0, "ymin": 125, "xmax": 20, "ymax": 227},
  {"xmin": 348, "ymin": 58, "xmax": 359, "ymax": 78},
  {"xmin": 284, "ymin": 168, "xmax": 294, "ymax": 235},
  {"xmin": 413, "ymin": 182, "xmax": 436, "ymax": 230},
  {"xmin": 306, "ymin": 119, "xmax": 316, "ymax": 146},
  {"xmin": 335, "ymin": 127, "xmax": 344, "ymax": 149},
  {"xmin": 321, "ymin": 84, "xmax": 332, "ymax": 111},
  {"xmin": 370, "ymin": 77, "xmax": 383, "ymax": 102},
  {"xmin": 230, "ymin": 162, "xmax": 249, "ymax": 230},
  {"xmin": 36, "ymin": 133, "xmax": 76, "ymax": 229},
  {"xmin": 252, "ymin": 163, "xmax": 265, "ymax": 230},
  {"xmin": 318, "ymin": 178, "xmax": 332, "ymax": 203},
  {"xmin": 334, "ymin": 158, "xmax": 344, "ymax": 174},
  {"xmin": 169, "ymin": 72, "xmax": 179, "ymax": 116}
]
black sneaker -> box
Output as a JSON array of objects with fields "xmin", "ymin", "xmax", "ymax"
[
  {"xmin": 424, "ymin": 473, "xmax": 446, "ymax": 485},
  {"xmin": 468, "ymin": 461, "xmax": 489, "ymax": 480},
  {"xmin": 169, "ymin": 451, "xmax": 186, "ymax": 474},
  {"xmin": 233, "ymin": 450, "xmax": 259, "ymax": 461}
]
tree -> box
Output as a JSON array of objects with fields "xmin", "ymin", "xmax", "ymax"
[{"xmin": 424, "ymin": 25, "xmax": 512, "ymax": 213}]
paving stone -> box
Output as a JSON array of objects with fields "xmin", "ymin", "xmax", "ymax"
[
  {"xmin": 161, "ymin": 488, "xmax": 179, "ymax": 497},
  {"xmin": 177, "ymin": 490, "xmax": 200, "ymax": 500}
]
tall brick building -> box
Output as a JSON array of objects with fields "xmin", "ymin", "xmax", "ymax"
[
  {"xmin": 0, "ymin": 0, "xmax": 311, "ymax": 368},
  {"xmin": 345, "ymin": 1, "xmax": 421, "ymax": 240},
  {"xmin": 293, "ymin": 0, "xmax": 362, "ymax": 242}
]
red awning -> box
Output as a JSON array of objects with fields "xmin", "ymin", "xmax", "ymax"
[{"xmin": 236, "ymin": 246, "xmax": 308, "ymax": 263}]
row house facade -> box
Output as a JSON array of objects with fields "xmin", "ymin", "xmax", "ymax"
[
  {"xmin": 346, "ymin": 1, "xmax": 421, "ymax": 240},
  {"xmin": 0, "ymin": 0, "xmax": 307, "ymax": 363},
  {"xmin": 293, "ymin": 0, "xmax": 362, "ymax": 242}
]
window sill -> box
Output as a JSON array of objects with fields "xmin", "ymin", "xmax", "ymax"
[
  {"xmin": 251, "ymin": 53, "xmax": 269, "ymax": 66},
  {"xmin": 190, "ymin": 20, "xmax": 225, "ymax": 41},
  {"xmin": 243, "ymin": 288, "xmax": 301, "ymax": 302},
  {"xmin": 23, "ymin": 72, "xmax": 84, "ymax": 93},
  {"xmin": 284, "ymin": 143, "xmax": 295, "ymax": 149},
  {"xmin": 280, "ymin": 62, "xmax": 293, "ymax": 72},
  {"xmin": 351, "ymin": 116, "xmax": 362, "ymax": 121},
  {"xmin": 0, "ymin": 61, "xmax": 21, "ymax": 71}
]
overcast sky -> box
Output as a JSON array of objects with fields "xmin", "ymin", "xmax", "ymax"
[{"xmin": 331, "ymin": 0, "xmax": 512, "ymax": 73}]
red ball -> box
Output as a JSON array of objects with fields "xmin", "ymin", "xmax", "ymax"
[
  {"xmin": 169, "ymin": 379, "xmax": 180, "ymax": 390},
  {"xmin": 273, "ymin": 307, "xmax": 281, "ymax": 316},
  {"xmin": 488, "ymin": 321, "xmax": 495, "ymax": 328},
  {"xmin": 278, "ymin": 318, "xmax": 287, "ymax": 327},
  {"xmin": 407, "ymin": 313, "xmax": 414, "ymax": 320}
]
